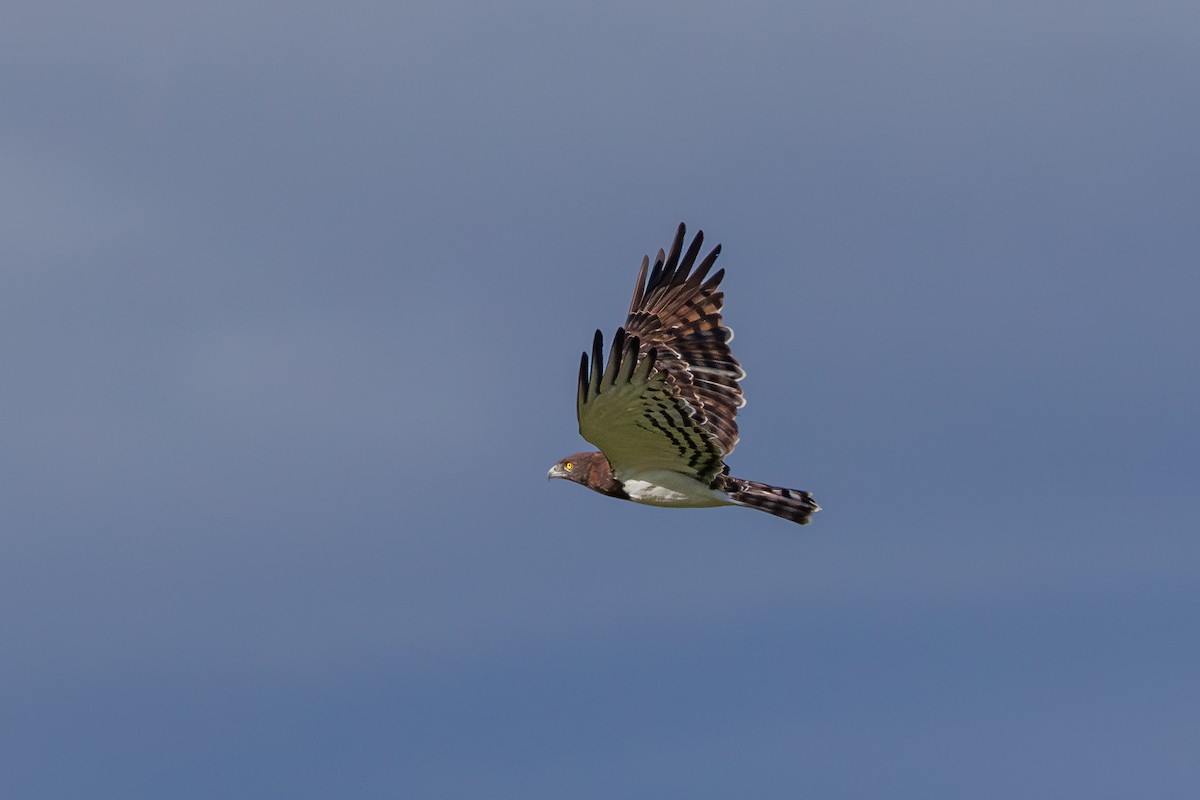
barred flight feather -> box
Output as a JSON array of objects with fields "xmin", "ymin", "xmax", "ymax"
[
  {"xmin": 576, "ymin": 325, "xmax": 723, "ymax": 482},
  {"xmin": 623, "ymin": 224, "xmax": 745, "ymax": 458}
]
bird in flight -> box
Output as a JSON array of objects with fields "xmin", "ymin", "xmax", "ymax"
[{"xmin": 548, "ymin": 223, "xmax": 820, "ymax": 525}]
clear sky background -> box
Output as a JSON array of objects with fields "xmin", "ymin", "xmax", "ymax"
[{"xmin": 3, "ymin": 1, "xmax": 1198, "ymax": 797}]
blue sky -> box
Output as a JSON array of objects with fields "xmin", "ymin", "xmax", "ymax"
[{"xmin": 2, "ymin": 1, "xmax": 1198, "ymax": 797}]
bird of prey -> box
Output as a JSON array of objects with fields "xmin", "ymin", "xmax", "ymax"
[{"xmin": 548, "ymin": 223, "xmax": 820, "ymax": 526}]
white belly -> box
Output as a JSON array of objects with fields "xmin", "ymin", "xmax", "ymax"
[{"xmin": 619, "ymin": 470, "xmax": 732, "ymax": 508}]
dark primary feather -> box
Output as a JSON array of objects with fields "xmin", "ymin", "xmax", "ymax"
[{"xmin": 623, "ymin": 223, "xmax": 746, "ymax": 457}]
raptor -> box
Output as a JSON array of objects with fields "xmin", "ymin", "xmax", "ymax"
[{"xmin": 548, "ymin": 223, "xmax": 820, "ymax": 526}]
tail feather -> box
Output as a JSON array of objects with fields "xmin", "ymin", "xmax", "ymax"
[{"xmin": 718, "ymin": 475, "xmax": 820, "ymax": 526}]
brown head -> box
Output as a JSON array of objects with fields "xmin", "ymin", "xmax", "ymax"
[{"xmin": 547, "ymin": 451, "xmax": 628, "ymax": 499}]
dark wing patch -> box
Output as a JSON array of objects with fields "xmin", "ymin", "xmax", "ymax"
[
  {"xmin": 623, "ymin": 223, "xmax": 746, "ymax": 457},
  {"xmin": 577, "ymin": 328, "xmax": 725, "ymax": 482}
]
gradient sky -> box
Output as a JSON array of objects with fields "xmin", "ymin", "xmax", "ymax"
[{"xmin": 3, "ymin": 1, "xmax": 1198, "ymax": 797}]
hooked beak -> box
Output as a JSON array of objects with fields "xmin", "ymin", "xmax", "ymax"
[{"xmin": 547, "ymin": 464, "xmax": 569, "ymax": 480}]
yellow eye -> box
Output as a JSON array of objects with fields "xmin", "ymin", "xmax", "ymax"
[{"xmin": 564, "ymin": 461, "xmax": 574, "ymax": 471}]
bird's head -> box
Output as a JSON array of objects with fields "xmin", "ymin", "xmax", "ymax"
[{"xmin": 547, "ymin": 451, "xmax": 607, "ymax": 487}]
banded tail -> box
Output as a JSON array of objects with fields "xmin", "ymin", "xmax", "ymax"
[{"xmin": 718, "ymin": 474, "xmax": 821, "ymax": 526}]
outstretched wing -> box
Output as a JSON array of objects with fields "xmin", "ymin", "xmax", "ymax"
[
  {"xmin": 577, "ymin": 328, "xmax": 725, "ymax": 482},
  {"xmin": 624, "ymin": 223, "xmax": 746, "ymax": 456}
]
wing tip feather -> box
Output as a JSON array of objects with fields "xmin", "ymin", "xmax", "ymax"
[
  {"xmin": 577, "ymin": 351, "xmax": 589, "ymax": 405},
  {"xmin": 605, "ymin": 327, "xmax": 627, "ymax": 385},
  {"xmin": 629, "ymin": 255, "xmax": 650, "ymax": 314}
]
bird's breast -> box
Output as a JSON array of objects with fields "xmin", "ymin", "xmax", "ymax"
[{"xmin": 618, "ymin": 470, "xmax": 730, "ymax": 508}]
